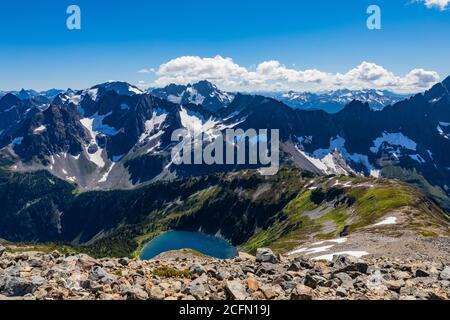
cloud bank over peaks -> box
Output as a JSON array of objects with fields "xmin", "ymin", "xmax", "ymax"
[{"xmin": 146, "ymin": 55, "xmax": 440, "ymax": 94}]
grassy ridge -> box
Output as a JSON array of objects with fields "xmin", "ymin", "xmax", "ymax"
[
  {"xmin": 243, "ymin": 179, "xmax": 448, "ymax": 254},
  {"xmin": 382, "ymin": 166, "xmax": 450, "ymax": 212}
]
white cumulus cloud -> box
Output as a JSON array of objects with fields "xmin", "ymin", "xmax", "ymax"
[
  {"xmin": 422, "ymin": 0, "xmax": 450, "ymax": 10},
  {"xmin": 147, "ymin": 55, "xmax": 440, "ymax": 93}
]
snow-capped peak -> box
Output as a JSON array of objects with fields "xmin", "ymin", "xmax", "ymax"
[
  {"xmin": 150, "ymin": 80, "xmax": 235, "ymax": 112},
  {"xmin": 90, "ymin": 81, "xmax": 144, "ymax": 97}
]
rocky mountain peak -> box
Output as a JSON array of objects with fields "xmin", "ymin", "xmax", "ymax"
[
  {"xmin": 341, "ymin": 100, "xmax": 371, "ymax": 112},
  {"xmin": 91, "ymin": 81, "xmax": 144, "ymax": 96},
  {"xmin": 0, "ymin": 93, "xmax": 21, "ymax": 111},
  {"xmin": 443, "ymin": 75, "xmax": 450, "ymax": 87}
]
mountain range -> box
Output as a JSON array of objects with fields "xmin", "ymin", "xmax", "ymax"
[
  {"xmin": 266, "ymin": 89, "xmax": 409, "ymax": 113},
  {"xmin": 1, "ymin": 79, "xmax": 449, "ymax": 199},
  {"xmin": 1, "ymin": 78, "xmax": 450, "ymax": 255},
  {"xmin": 149, "ymin": 82, "xmax": 407, "ymax": 113}
]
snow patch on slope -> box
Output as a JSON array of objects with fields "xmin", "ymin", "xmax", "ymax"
[
  {"xmin": 139, "ymin": 109, "xmax": 167, "ymax": 143},
  {"xmin": 186, "ymin": 87, "xmax": 205, "ymax": 105},
  {"xmin": 299, "ymin": 136, "xmax": 374, "ymax": 175},
  {"xmin": 437, "ymin": 125, "xmax": 450, "ymax": 140},
  {"xmin": 312, "ymin": 251, "xmax": 369, "ymax": 261},
  {"xmin": 167, "ymin": 94, "xmax": 182, "ymax": 104},
  {"xmin": 87, "ymin": 89, "xmax": 98, "ymax": 101},
  {"xmin": 370, "ymin": 132, "xmax": 417, "ymax": 153},
  {"xmin": 179, "ymin": 107, "xmax": 218, "ymax": 134},
  {"xmin": 373, "ymin": 216, "xmax": 397, "ymax": 226},
  {"xmin": 409, "ymin": 154, "xmax": 426, "ymax": 164},
  {"xmin": 99, "ymin": 163, "xmax": 115, "ymax": 183},
  {"xmin": 79, "ymin": 116, "xmax": 107, "ymax": 168},
  {"xmin": 11, "ymin": 137, "xmax": 24, "ymax": 145},
  {"xmin": 33, "ymin": 125, "xmax": 47, "ymax": 134},
  {"xmin": 87, "ymin": 147, "xmax": 105, "ymax": 168}
]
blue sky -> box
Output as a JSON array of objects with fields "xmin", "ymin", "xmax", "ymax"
[{"xmin": 0, "ymin": 0, "xmax": 449, "ymax": 92}]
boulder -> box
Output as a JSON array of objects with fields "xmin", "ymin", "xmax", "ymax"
[
  {"xmin": 148, "ymin": 285, "xmax": 166, "ymax": 300},
  {"xmin": 392, "ymin": 270, "xmax": 411, "ymax": 280},
  {"xmin": 77, "ymin": 254, "xmax": 99, "ymax": 270},
  {"xmin": 439, "ymin": 266, "xmax": 450, "ymax": 281},
  {"xmin": 336, "ymin": 287, "xmax": 348, "ymax": 297},
  {"xmin": 242, "ymin": 265, "xmax": 255, "ymax": 274},
  {"xmin": 288, "ymin": 262, "xmax": 301, "ymax": 272},
  {"xmin": 291, "ymin": 284, "xmax": 313, "ymax": 300},
  {"xmin": 260, "ymin": 285, "xmax": 277, "ymax": 300},
  {"xmin": 304, "ymin": 272, "xmax": 327, "ymax": 289},
  {"xmin": 238, "ymin": 252, "xmax": 256, "ymax": 261},
  {"xmin": 216, "ymin": 270, "xmax": 231, "ymax": 281},
  {"xmin": 172, "ymin": 281, "xmax": 183, "ymax": 293},
  {"xmin": 333, "ymin": 272, "xmax": 354, "ymax": 289},
  {"xmin": 246, "ymin": 277, "xmax": 259, "ymax": 291},
  {"xmin": 89, "ymin": 266, "xmax": 117, "ymax": 284},
  {"xmin": 188, "ymin": 277, "xmax": 207, "ymax": 299},
  {"xmin": 256, "ymin": 263, "xmax": 277, "ymax": 276},
  {"xmin": 385, "ymin": 279, "xmax": 405, "ymax": 292},
  {"xmin": 189, "ymin": 264, "xmax": 206, "ymax": 276},
  {"xmin": 127, "ymin": 286, "xmax": 149, "ymax": 300},
  {"xmin": 225, "ymin": 280, "xmax": 247, "ymax": 300},
  {"xmin": 1, "ymin": 277, "xmax": 37, "ymax": 297},
  {"xmin": 118, "ymin": 258, "xmax": 129, "ymax": 266},
  {"xmin": 280, "ymin": 281, "xmax": 297, "ymax": 291},
  {"xmin": 256, "ymin": 248, "xmax": 278, "ymax": 264},
  {"xmin": 332, "ymin": 255, "xmax": 368, "ymax": 274},
  {"xmin": 294, "ymin": 257, "xmax": 313, "ymax": 269}
]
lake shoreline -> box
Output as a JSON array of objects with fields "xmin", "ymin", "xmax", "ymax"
[{"xmin": 140, "ymin": 230, "xmax": 238, "ymax": 261}]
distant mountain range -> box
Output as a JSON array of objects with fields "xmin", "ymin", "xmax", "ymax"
[
  {"xmin": 149, "ymin": 83, "xmax": 407, "ymax": 113},
  {"xmin": 0, "ymin": 88, "xmax": 65, "ymax": 101},
  {"xmin": 1, "ymin": 83, "xmax": 407, "ymax": 114},
  {"xmin": 265, "ymin": 89, "xmax": 409, "ymax": 113},
  {"xmin": 1, "ymin": 78, "xmax": 450, "ymax": 211}
]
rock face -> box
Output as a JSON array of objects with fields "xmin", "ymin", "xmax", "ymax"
[{"xmin": 0, "ymin": 246, "xmax": 449, "ymax": 300}]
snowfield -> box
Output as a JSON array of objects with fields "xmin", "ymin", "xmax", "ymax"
[
  {"xmin": 296, "ymin": 136, "xmax": 374, "ymax": 176},
  {"xmin": 11, "ymin": 137, "xmax": 24, "ymax": 145},
  {"xmin": 138, "ymin": 109, "xmax": 167, "ymax": 143},
  {"xmin": 33, "ymin": 125, "xmax": 47, "ymax": 134},
  {"xmin": 312, "ymin": 251, "xmax": 369, "ymax": 261},
  {"xmin": 370, "ymin": 132, "xmax": 417, "ymax": 153},
  {"xmin": 373, "ymin": 216, "xmax": 397, "ymax": 226}
]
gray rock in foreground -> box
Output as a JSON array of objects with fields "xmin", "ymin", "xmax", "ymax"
[{"xmin": 0, "ymin": 247, "xmax": 449, "ymax": 301}]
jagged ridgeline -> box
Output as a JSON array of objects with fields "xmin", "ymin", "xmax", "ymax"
[
  {"xmin": 0, "ymin": 165, "xmax": 448, "ymax": 258},
  {"xmin": 1, "ymin": 79, "xmax": 450, "ymax": 211}
]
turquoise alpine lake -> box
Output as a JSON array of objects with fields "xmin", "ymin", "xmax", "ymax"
[{"xmin": 140, "ymin": 231, "xmax": 238, "ymax": 260}]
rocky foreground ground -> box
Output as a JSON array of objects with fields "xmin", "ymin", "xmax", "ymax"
[{"xmin": 0, "ymin": 244, "xmax": 449, "ymax": 300}]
